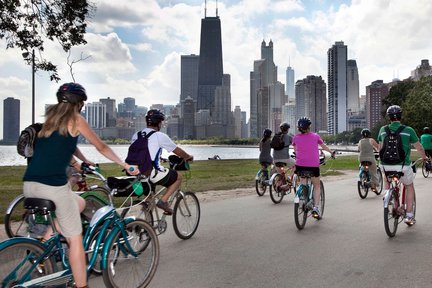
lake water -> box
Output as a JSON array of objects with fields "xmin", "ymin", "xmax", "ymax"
[{"xmin": 0, "ymin": 144, "xmax": 261, "ymax": 166}]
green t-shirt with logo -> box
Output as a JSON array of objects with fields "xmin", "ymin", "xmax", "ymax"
[
  {"xmin": 377, "ymin": 122, "xmax": 419, "ymax": 165},
  {"xmin": 420, "ymin": 133, "xmax": 432, "ymax": 150}
]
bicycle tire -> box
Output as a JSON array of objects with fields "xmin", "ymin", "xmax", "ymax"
[
  {"xmin": 376, "ymin": 167, "xmax": 383, "ymax": 195},
  {"xmin": 318, "ymin": 180, "xmax": 325, "ymax": 217},
  {"xmin": 270, "ymin": 173, "xmax": 285, "ymax": 204},
  {"xmin": 173, "ymin": 191, "xmax": 201, "ymax": 239},
  {"xmin": 81, "ymin": 188, "xmax": 110, "ymax": 223},
  {"xmin": 384, "ymin": 190, "xmax": 399, "ymax": 237},
  {"xmin": 255, "ymin": 171, "xmax": 267, "ymax": 196},
  {"xmin": 102, "ymin": 219, "xmax": 159, "ymax": 288},
  {"xmin": 357, "ymin": 173, "xmax": 368, "ymax": 199},
  {"xmin": 0, "ymin": 241, "xmax": 56, "ymax": 287},
  {"xmin": 422, "ymin": 161, "xmax": 430, "ymax": 178},
  {"xmin": 294, "ymin": 186, "xmax": 308, "ymax": 230}
]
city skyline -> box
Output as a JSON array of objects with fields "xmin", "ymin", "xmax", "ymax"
[{"xmin": 1, "ymin": 0, "xmax": 432, "ymax": 137}]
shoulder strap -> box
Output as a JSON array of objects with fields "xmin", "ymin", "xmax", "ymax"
[
  {"xmin": 384, "ymin": 125, "xmax": 391, "ymax": 135},
  {"xmin": 144, "ymin": 130, "xmax": 156, "ymax": 139}
]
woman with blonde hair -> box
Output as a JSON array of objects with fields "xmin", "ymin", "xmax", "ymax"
[{"xmin": 23, "ymin": 83, "xmax": 139, "ymax": 288}]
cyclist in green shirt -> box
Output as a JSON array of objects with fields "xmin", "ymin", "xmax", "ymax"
[
  {"xmin": 420, "ymin": 127, "xmax": 432, "ymax": 158},
  {"xmin": 377, "ymin": 105, "xmax": 427, "ymax": 226}
]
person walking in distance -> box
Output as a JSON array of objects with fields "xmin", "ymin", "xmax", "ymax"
[
  {"xmin": 259, "ymin": 128, "xmax": 273, "ymax": 179},
  {"xmin": 292, "ymin": 117, "xmax": 335, "ymax": 220},
  {"xmin": 131, "ymin": 109, "xmax": 193, "ymax": 215},
  {"xmin": 358, "ymin": 128, "xmax": 380, "ymax": 193},
  {"xmin": 22, "ymin": 83, "xmax": 139, "ymax": 288},
  {"xmin": 378, "ymin": 105, "xmax": 427, "ymax": 226}
]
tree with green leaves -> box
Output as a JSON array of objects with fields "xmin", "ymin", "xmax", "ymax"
[
  {"xmin": 0, "ymin": 0, "xmax": 95, "ymax": 81},
  {"xmin": 381, "ymin": 78, "xmax": 415, "ymax": 118},
  {"xmin": 401, "ymin": 76, "xmax": 432, "ymax": 135}
]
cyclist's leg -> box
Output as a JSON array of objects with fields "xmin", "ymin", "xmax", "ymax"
[
  {"xmin": 66, "ymin": 234, "xmax": 86, "ymax": 287},
  {"xmin": 400, "ymin": 165, "xmax": 415, "ymax": 215},
  {"xmin": 311, "ymin": 176, "xmax": 321, "ymax": 206},
  {"xmin": 370, "ymin": 160, "xmax": 378, "ymax": 190},
  {"xmin": 152, "ymin": 168, "xmax": 180, "ymax": 213}
]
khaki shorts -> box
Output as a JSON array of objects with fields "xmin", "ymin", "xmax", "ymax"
[
  {"xmin": 381, "ymin": 164, "xmax": 415, "ymax": 186},
  {"xmin": 23, "ymin": 182, "xmax": 82, "ymax": 237},
  {"xmin": 274, "ymin": 157, "xmax": 295, "ymax": 168}
]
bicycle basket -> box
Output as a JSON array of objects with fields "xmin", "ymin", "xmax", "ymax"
[
  {"xmin": 107, "ymin": 176, "xmax": 150, "ymax": 197},
  {"xmin": 168, "ymin": 155, "xmax": 189, "ymax": 171}
]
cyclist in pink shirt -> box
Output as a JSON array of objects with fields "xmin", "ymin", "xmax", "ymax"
[{"xmin": 292, "ymin": 117, "xmax": 335, "ymax": 219}]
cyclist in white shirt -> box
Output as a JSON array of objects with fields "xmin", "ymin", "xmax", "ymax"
[{"xmin": 132, "ymin": 109, "xmax": 193, "ymax": 215}]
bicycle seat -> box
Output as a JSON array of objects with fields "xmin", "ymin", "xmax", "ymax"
[
  {"xmin": 296, "ymin": 170, "xmax": 315, "ymax": 178},
  {"xmin": 384, "ymin": 171, "xmax": 404, "ymax": 178},
  {"xmin": 24, "ymin": 198, "xmax": 56, "ymax": 213},
  {"xmin": 361, "ymin": 161, "xmax": 372, "ymax": 166}
]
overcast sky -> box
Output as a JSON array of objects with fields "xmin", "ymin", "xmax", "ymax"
[{"xmin": 1, "ymin": 0, "xmax": 432, "ymax": 136}]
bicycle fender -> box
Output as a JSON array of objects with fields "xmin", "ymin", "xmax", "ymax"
[
  {"xmin": 0, "ymin": 236, "xmax": 42, "ymax": 250},
  {"xmin": 383, "ymin": 189, "xmax": 392, "ymax": 208},
  {"xmin": 268, "ymin": 173, "xmax": 280, "ymax": 186},
  {"xmin": 100, "ymin": 217, "xmax": 136, "ymax": 270},
  {"xmin": 5, "ymin": 194, "xmax": 25, "ymax": 214}
]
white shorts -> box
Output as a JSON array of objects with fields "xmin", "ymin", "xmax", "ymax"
[
  {"xmin": 381, "ymin": 164, "xmax": 415, "ymax": 186},
  {"xmin": 23, "ymin": 182, "xmax": 82, "ymax": 237},
  {"xmin": 274, "ymin": 157, "xmax": 295, "ymax": 168}
]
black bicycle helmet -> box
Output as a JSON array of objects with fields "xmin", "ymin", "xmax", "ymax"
[
  {"xmin": 146, "ymin": 109, "xmax": 165, "ymax": 126},
  {"xmin": 297, "ymin": 117, "xmax": 312, "ymax": 129},
  {"xmin": 56, "ymin": 83, "xmax": 87, "ymax": 104},
  {"xmin": 263, "ymin": 128, "xmax": 272, "ymax": 138},
  {"xmin": 424, "ymin": 127, "xmax": 430, "ymax": 134},
  {"xmin": 361, "ymin": 128, "xmax": 371, "ymax": 138},
  {"xmin": 386, "ymin": 105, "xmax": 402, "ymax": 121},
  {"xmin": 280, "ymin": 122, "xmax": 290, "ymax": 131}
]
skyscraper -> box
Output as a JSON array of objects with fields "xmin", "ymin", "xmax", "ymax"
[
  {"xmin": 366, "ymin": 80, "xmax": 388, "ymax": 129},
  {"xmin": 3, "ymin": 97, "xmax": 20, "ymax": 144},
  {"xmin": 347, "ymin": 59, "xmax": 360, "ymax": 113},
  {"xmin": 286, "ymin": 65, "xmax": 295, "ymax": 99},
  {"xmin": 180, "ymin": 54, "xmax": 199, "ymax": 106},
  {"xmin": 295, "ymin": 76, "xmax": 327, "ymax": 132},
  {"xmin": 197, "ymin": 14, "xmax": 223, "ymax": 113},
  {"xmin": 100, "ymin": 97, "xmax": 117, "ymax": 127},
  {"xmin": 327, "ymin": 41, "xmax": 347, "ymax": 134}
]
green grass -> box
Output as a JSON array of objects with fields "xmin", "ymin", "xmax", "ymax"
[{"xmin": 0, "ymin": 156, "xmax": 361, "ymax": 224}]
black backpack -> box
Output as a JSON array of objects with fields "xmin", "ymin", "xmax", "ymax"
[
  {"xmin": 125, "ymin": 130, "xmax": 156, "ymax": 176},
  {"xmin": 17, "ymin": 123, "xmax": 43, "ymax": 159},
  {"xmin": 379, "ymin": 125, "xmax": 406, "ymax": 165},
  {"xmin": 270, "ymin": 132, "xmax": 285, "ymax": 151}
]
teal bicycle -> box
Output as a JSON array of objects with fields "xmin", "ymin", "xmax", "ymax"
[
  {"xmin": 0, "ymin": 175, "xmax": 159, "ymax": 288},
  {"xmin": 293, "ymin": 155, "xmax": 330, "ymax": 230}
]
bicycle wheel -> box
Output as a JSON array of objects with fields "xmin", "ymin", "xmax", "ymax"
[
  {"xmin": 384, "ymin": 190, "xmax": 399, "ymax": 237},
  {"xmin": 294, "ymin": 186, "xmax": 308, "ymax": 230},
  {"xmin": 255, "ymin": 171, "xmax": 267, "ymax": 196},
  {"xmin": 422, "ymin": 161, "xmax": 430, "ymax": 178},
  {"xmin": 318, "ymin": 180, "xmax": 325, "ymax": 217},
  {"xmin": 4, "ymin": 195, "xmax": 47, "ymax": 238},
  {"xmin": 376, "ymin": 167, "xmax": 383, "ymax": 195},
  {"xmin": 270, "ymin": 173, "xmax": 285, "ymax": 204},
  {"xmin": 173, "ymin": 191, "xmax": 201, "ymax": 239},
  {"xmin": 0, "ymin": 241, "xmax": 56, "ymax": 287},
  {"xmin": 81, "ymin": 188, "xmax": 110, "ymax": 223},
  {"xmin": 102, "ymin": 219, "xmax": 159, "ymax": 288},
  {"xmin": 357, "ymin": 173, "xmax": 368, "ymax": 199},
  {"xmin": 87, "ymin": 225, "xmax": 110, "ymax": 275}
]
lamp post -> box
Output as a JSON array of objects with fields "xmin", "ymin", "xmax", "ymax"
[{"xmin": 22, "ymin": 50, "xmax": 36, "ymax": 124}]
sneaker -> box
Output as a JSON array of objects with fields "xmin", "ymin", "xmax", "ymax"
[
  {"xmin": 311, "ymin": 207, "xmax": 322, "ymax": 220},
  {"xmin": 156, "ymin": 200, "xmax": 173, "ymax": 215},
  {"xmin": 371, "ymin": 186, "xmax": 378, "ymax": 194},
  {"xmin": 404, "ymin": 216, "xmax": 416, "ymax": 226}
]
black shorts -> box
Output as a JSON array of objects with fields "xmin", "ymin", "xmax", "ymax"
[
  {"xmin": 425, "ymin": 150, "xmax": 432, "ymax": 159},
  {"xmin": 275, "ymin": 162, "xmax": 287, "ymax": 167},
  {"xmin": 295, "ymin": 165, "xmax": 320, "ymax": 177},
  {"xmin": 154, "ymin": 168, "xmax": 178, "ymax": 187}
]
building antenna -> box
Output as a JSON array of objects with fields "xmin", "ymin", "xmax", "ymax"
[
  {"xmin": 289, "ymin": 56, "xmax": 291, "ymax": 67},
  {"xmin": 216, "ymin": 0, "xmax": 218, "ymax": 17},
  {"xmin": 204, "ymin": 0, "xmax": 207, "ymax": 18}
]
